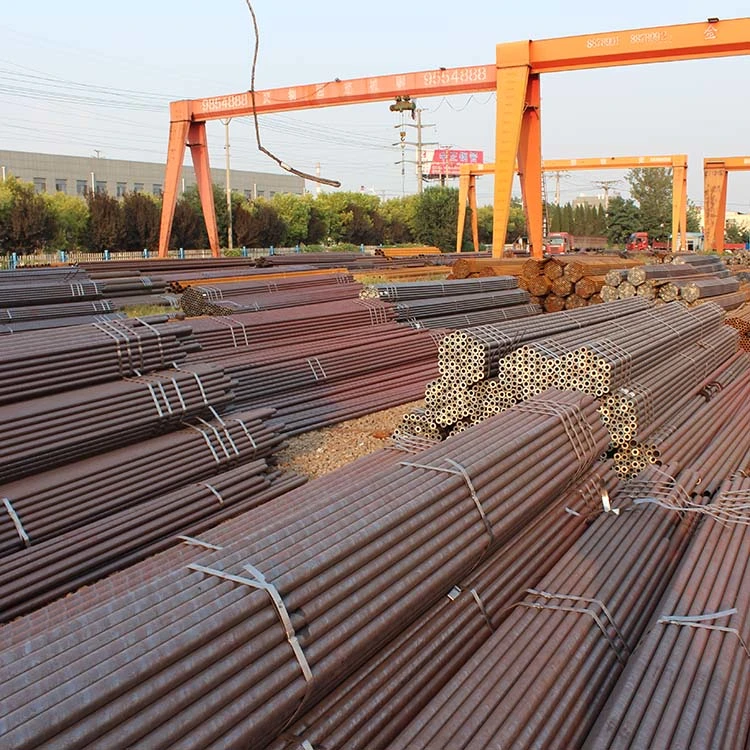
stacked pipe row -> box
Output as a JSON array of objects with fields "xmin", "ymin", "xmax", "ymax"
[
  {"xmin": 449, "ymin": 256, "xmax": 530, "ymax": 279},
  {"xmin": 601, "ymin": 254, "xmax": 743, "ymax": 308},
  {"xmin": 0, "ymin": 407, "xmax": 284, "ymax": 558},
  {"xmin": 724, "ymin": 302, "xmax": 750, "ymax": 350},
  {"xmin": 0, "ymin": 276, "xmax": 103, "ymax": 306},
  {"xmin": 392, "ymin": 289, "xmax": 532, "ymax": 321},
  {"xmin": 360, "ymin": 276, "xmax": 518, "ymax": 301},
  {"xmin": 0, "ymin": 362, "xmax": 235, "ymax": 483},
  {"xmin": 387, "ymin": 361, "xmax": 750, "ymax": 749},
  {"xmin": 517, "ymin": 255, "xmax": 644, "ymax": 312},
  {"xmin": 406, "ymin": 302, "xmax": 542, "ymax": 330},
  {"xmin": 392, "ymin": 298, "xmax": 652, "ymax": 441},
  {"xmin": 269, "ymin": 460, "xmax": 620, "ymax": 750},
  {"xmin": 0, "ymin": 317, "xmax": 198, "ymax": 404},
  {"xmin": 584, "ymin": 474, "xmax": 750, "ymax": 749},
  {"xmin": 180, "ymin": 278, "xmax": 363, "ymax": 316},
  {"xmin": 0, "ymin": 389, "xmax": 608, "ymax": 749}
]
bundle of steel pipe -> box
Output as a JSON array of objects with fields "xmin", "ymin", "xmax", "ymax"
[
  {"xmin": 267, "ymin": 461, "xmax": 619, "ymax": 750},
  {"xmin": 0, "ymin": 363, "xmax": 235, "ymax": 483},
  {"xmin": 583, "ymin": 477, "xmax": 750, "ymax": 750},
  {"xmin": 676, "ymin": 276, "xmax": 740, "ymax": 303},
  {"xmin": 448, "ymin": 257, "xmax": 528, "ymax": 279},
  {"xmin": 0, "ymin": 449, "xmax": 404, "ymax": 647},
  {"xmin": 0, "ymin": 407, "xmax": 284, "ymax": 557},
  {"xmin": 725, "ymin": 302, "xmax": 750, "ymax": 348},
  {"xmin": 361, "ymin": 276, "xmax": 518, "ymax": 302},
  {"xmin": 0, "ymin": 299, "xmax": 116, "ymax": 323},
  {"xmin": 96, "ymin": 275, "xmax": 169, "ymax": 297},
  {"xmin": 393, "ymin": 289, "xmax": 532, "ymax": 320},
  {"xmin": 407, "ymin": 302, "xmax": 542, "ymax": 330},
  {"xmin": 0, "ymin": 311, "xmax": 128, "ymax": 334},
  {"xmin": 165, "ymin": 266, "xmax": 342, "ymax": 292},
  {"xmin": 0, "ymin": 459, "xmax": 305, "ymax": 623},
  {"xmin": 0, "ymin": 318, "xmax": 197, "ymax": 404},
  {"xmin": 0, "ymin": 389, "xmax": 607, "ymax": 749},
  {"xmin": 110, "ymin": 293, "xmax": 180, "ymax": 309},
  {"xmin": 186, "ymin": 299, "xmax": 397, "ymax": 353},
  {"xmin": 180, "ymin": 282, "xmax": 363, "ymax": 316},
  {"xmin": 0, "ymin": 279, "xmax": 103, "ymax": 307},
  {"xmin": 182, "ymin": 272, "xmax": 355, "ymax": 301},
  {"xmin": 0, "ymin": 266, "xmax": 90, "ymax": 282}
]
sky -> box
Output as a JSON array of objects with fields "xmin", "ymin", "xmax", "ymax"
[{"xmin": 1, "ymin": 0, "xmax": 749, "ymax": 212}]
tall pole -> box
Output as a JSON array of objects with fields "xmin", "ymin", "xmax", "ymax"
[
  {"xmin": 416, "ymin": 109, "xmax": 424, "ymax": 194},
  {"xmin": 222, "ymin": 118, "xmax": 233, "ymax": 250}
]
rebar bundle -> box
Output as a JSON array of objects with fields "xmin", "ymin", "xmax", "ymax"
[
  {"xmin": 0, "ymin": 363, "xmax": 235, "ymax": 483},
  {"xmin": 0, "ymin": 389, "xmax": 608, "ymax": 749}
]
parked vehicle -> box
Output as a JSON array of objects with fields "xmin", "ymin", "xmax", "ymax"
[
  {"xmin": 545, "ymin": 232, "xmax": 608, "ymax": 254},
  {"xmin": 625, "ymin": 232, "xmax": 670, "ymax": 252}
]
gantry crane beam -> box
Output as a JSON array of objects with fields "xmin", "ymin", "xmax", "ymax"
[
  {"xmin": 157, "ymin": 17, "xmax": 750, "ymax": 258},
  {"xmin": 457, "ymin": 155, "xmax": 688, "ymax": 254},
  {"xmin": 704, "ymin": 156, "xmax": 750, "ymax": 252}
]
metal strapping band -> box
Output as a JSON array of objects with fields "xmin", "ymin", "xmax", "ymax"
[
  {"xmin": 184, "ymin": 423, "xmax": 221, "ymax": 463},
  {"xmin": 194, "ymin": 417, "xmax": 234, "ymax": 459},
  {"xmin": 188, "ymin": 562, "xmax": 313, "ymax": 683},
  {"xmin": 155, "ymin": 381, "xmax": 174, "ymax": 415},
  {"xmin": 143, "ymin": 382, "xmax": 164, "ymax": 418},
  {"xmin": 211, "ymin": 316, "xmax": 250, "ymax": 348},
  {"xmin": 469, "ymin": 587, "xmax": 494, "ymax": 632},
  {"xmin": 519, "ymin": 589, "xmax": 630, "ymax": 664},
  {"xmin": 625, "ymin": 467, "xmax": 692, "ymax": 508},
  {"xmin": 586, "ymin": 338, "xmax": 633, "ymax": 391},
  {"xmin": 177, "ymin": 535, "xmax": 223, "ymax": 550},
  {"xmin": 2, "ymin": 497, "xmax": 29, "ymax": 546},
  {"xmin": 400, "ymin": 458, "xmax": 494, "ymax": 547},
  {"xmin": 110, "ymin": 319, "xmax": 145, "ymax": 370},
  {"xmin": 201, "ymin": 483, "xmax": 225, "ymax": 505},
  {"xmin": 92, "ymin": 320, "xmax": 130, "ymax": 374},
  {"xmin": 226, "ymin": 417, "xmax": 258, "ymax": 456},
  {"xmin": 658, "ymin": 608, "xmax": 750, "ymax": 660},
  {"xmin": 168, "ymin": 377, "xmax": 187, "ymax": 413},
  {"xmin": 134, "ymin": 317, "xmax": 165, "ymax": 362},
  {"xmin": 190, "ymin": 372, "xmax": 210, "ymax": 405},
  {"xmin": 307, "ymin": 358, "xmax": 327, "ymax": 382}
]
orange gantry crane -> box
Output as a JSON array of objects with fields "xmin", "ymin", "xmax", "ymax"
[
  {"xmin": 157, "ymin": 18, "xmax": 750, "ymax": 259},
  {"xmin": 456, "ymin": 155, "xmax": 688, "ymax": 253},
  {"xmin": 703, "ymin": 157, "xmax": 750, "ymax": 252}
]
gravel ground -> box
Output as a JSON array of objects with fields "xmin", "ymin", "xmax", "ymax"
[{"xmin": 276, "ymin": 399, "xmax": 424, "ymax": 479}]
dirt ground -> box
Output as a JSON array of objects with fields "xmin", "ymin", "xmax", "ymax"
[{"xmin": 276, "ymin": 399, "xmax": 424, "ymax": 479}]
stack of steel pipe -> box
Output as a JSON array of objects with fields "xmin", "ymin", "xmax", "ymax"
[
  {"xmin": 600, "ymin": 329, "xmax": 740, "ymax": 477},
  {"xmin": 448, "ymin": 257, "xmax": 528, "ymax": 279},
  {"xmin": 164, "ymin": 265, "xmax": 335, "ymax": 292},
  {"xmin": 0, "ymin": 266, "xmax": 91, "ymax": 283},
  {"xmin": 675, "ymin": 276, "xmax": 740, "ymax": 303},
  {"xmin": 0, "ymin": 362, "xmax": 235, "ymax": 483},
  {"xmin": 0, "ymin": 407, "xmax": 284, "ymax": 557},
  {"xmin": 0, "ymin": 448, "xmax": 405, "ymax": 647},
  {"xmin": 406, "ymin": 302, "xmax": 542, "ymax": 330},
  {"xmin": 180, "ymin": 282, "xmax": 363, "ymax": 316},
  {"xmin": 392, "ymin": 289, "xmax": 532, "ymax": 321},
  {"xmin": 725, "ymin": 302, "xmax": 750, "ymax": 349},
  {"xmin": 95, "ymin": 275, "xmax": 169, "ymax": 297},
  {"xmin": 0, "ymin": 389, "xmax": 608, "ymax": 749},
  {"xmin": 184, "ymin": 272, "xmax": 355, "ymax": 299},
  {"xmin": 393, "ymin": 299, "xmax": 652, "ymax": 440},
  {"xmin": 0, "ymin": 311, "xmax": 127, "ymax": 333},
  {"xmin": 185, "ymin": 299, "xmax": 397, "ymax": 353},
  {"xmin": 0, "ymin": 460, "xmax": 305, "ymax": 623},
  {"xmin": 0, "ymin": 299, "xmax": 116, "ymax": 324},
  {"xmin": 360, "ymin": 276, "xmax": 518, "ymax": 301},
  {"xmin": 0, "ymin": 318, "xmax": 197, "ymax": 404},
  {"xmin": 215, "ymin": 327, "xmax": 442, "ymax": 408},
  {"xmin": 267, "ymin": 460, "xmax": 619, "ymax": 750},
  {"xmin": 583, "ymin": 476, "xmax": 750, "ymax": 750},
  {"xmin": 0, "ymin": 278, "xmax": 103, "ymax": 306}
]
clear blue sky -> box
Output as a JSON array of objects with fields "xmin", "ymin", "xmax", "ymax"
[{"xmin": 1, "ymin": 1, "xmax": 749, "ymax": 211}]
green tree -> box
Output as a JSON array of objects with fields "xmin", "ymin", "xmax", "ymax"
[
  {"xmin": 412, "ymin": 187, "xmax": 460, "ymax": 252},
  {"xmin": 86, "ymin": 192, "xmax": 124, "ymax": 252},
  {"xmin": 271, "ymin": 193, "xmax": 310, "ymax": 246},
  {"xmin": 686, "ymin": 200, "xmax": 701, "ymax": 233},
  {"xmin": 626, "ymin": 168, "xmax": 672, "ymax": 240},
  {"xmin": 606, "ymin": 195, "xmax": 640, "ymax": 246},
  {"xmin": 5, "ymin": 179, "xmax": 57, "ymax": 252},
  {"xmin": 170, "ymin": 198, "xmax": 204, "ymax": 250},
  {"xmin": 44, "ymin": 192, "xmax": 88, "ymax": 251},
  {"xmin": 233, "ymin": 199, "xmax": 286, "ymax": 248},
  {"xmin": 380, "ymin": 196, "xmax": 418, "ymax": 245},
  {"xmin": 725, "ymin": 220, "xmax": 749, "ymax": 245},
  {"xmin": 476, "ymin": 205, "xmax": 494, "ymax": 247},
  {"xmin": 506, "ymin": 198, "xmax": 527, "ymax": 243},
  {"xmin": 315, "ymin": 192, "xmax": 383, "ymax": 245},
  {"xmin": 122, "ymin": 192, "xmax": 161, "ymax": 251}
]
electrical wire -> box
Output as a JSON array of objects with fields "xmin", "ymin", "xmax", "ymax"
[{"xmin": 244, "ymin": 0, "xmax": 340, "ymax": 187}]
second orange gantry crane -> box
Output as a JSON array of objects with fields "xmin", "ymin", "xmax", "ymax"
[{"xmin": 157, "ymin": 18, "xmax": 750, "ymax": 259}]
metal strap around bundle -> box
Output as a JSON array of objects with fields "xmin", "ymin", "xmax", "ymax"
[
  {"xmin": 399, "ymin": 457, "xmax": 494, "ymax": 551},
  {"xmin": 657, "ymin": 608, "xmax": 750, "ymax": 660},
  {"xmin": 2, "ymin": 497, "xmax": 29, "ymax": 547},
  {"xmin": 517, "ymin": 589, "xmax": 631, "ymax": 664},
  {"xmin": 183, "ymin": 421, "xmax": 223, "ymax": 463},
  {"xmin": 514, "ymin": 399, "xmax": 598, "ymax": 476},
  {"xmin": 209, "ymin": 315, "xmax": 250, "ymax": 348},
  {"xmin": 187, "ymin": 561, "xmax": 314, "ymax": 688},
  {"xmin": 586, "ymin": 338, "xmax": 633, "ymax": 390},
  {"xmin": 177, "ymin": 535, "xmax": 223, "ymax": 551},
  {"xmin": 92, "ymin": 319, "xmax": 135, "ymax": 375},
  {"xmin": 446, "ymin": 585, "xmax": 494, "ymax": 634},
  {"xmin": 619, "ymin": 381, "xmax": 655, "ymax": 431},
  {"xmin": 133, "ymin": 317, "xmax": 166, "ymax": 363},
  {"xmin": 355, "ymin": 298, "xmax": 390, "ymax": 326},
  {"xmin": 201, "ymin": 483, "xmax": 225, "ymax": 505},
  {"xmin": 307, "ymin": 357, "xmax": 327, "ymax": 382},
  {"xmin": 194, "ymin": 415, "xmax": 239, "ymax": 459}
]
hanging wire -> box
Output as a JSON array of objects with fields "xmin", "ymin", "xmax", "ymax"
[{"xmin": 244, "ymin": 0, "xmax": 340, "ymax": 187}]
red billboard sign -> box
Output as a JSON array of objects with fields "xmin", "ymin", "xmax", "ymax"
[{"xmin": 421, "ymin": 148, "xmax": 484, "ymax": 177}]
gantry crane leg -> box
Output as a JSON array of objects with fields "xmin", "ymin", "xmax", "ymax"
[{"xmin": 704, "ymin": 167, "xmax": 728, "ymax": 252}]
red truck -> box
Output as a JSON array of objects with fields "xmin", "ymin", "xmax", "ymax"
[
  {"xmin": 626, "ymin": 232, "xmax": 670, "ymax": 252},
  {"xmin": 545, "ymin": 232, "xmax": 608, "ymax": 254}
]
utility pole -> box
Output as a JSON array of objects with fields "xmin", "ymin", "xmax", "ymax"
[
  {"xmin": 222, "ymin": 118, "xmax": 233, "ymax": 250},
  {"xmin": 593, "ymin": 179, "xmax": 620, "ymax": 211},
  {"xmin": 400, "ymin": 107, "xmax": 436, "ymax": 195}
]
